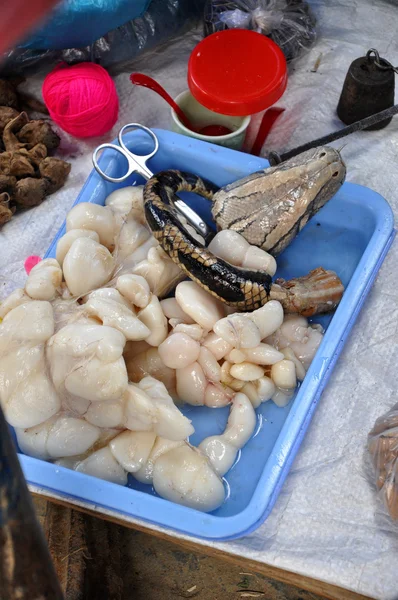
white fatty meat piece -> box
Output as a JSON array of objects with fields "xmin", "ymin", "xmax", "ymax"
[
  {"xmin": 0, "ymin": 300, "xmax": 54, "ymax": 351},
  {"xmin": 229, "ymin": 362, "xmax": 264, "ymax": 381},
  {"xmin": 124, "ymin": 381, "xmax": 194, "ymax": 441},
  {"xmin": 84, "ymin": 399, "xmax": 125, "ymax": 428},
  {"xmin": 241, "ymin": 246, "xmax": 277, "ymax": 276},
  {"xmin": 83, "ymin": 293, "xmax": 150, "ymax": 341},
  {"xmin": 65, "ymin": 355, "xmax": 128, "ymax": 403},
  {"xmin": 290, "ymin": 326, "xmax": 323, "ymax": 370},
  {"xmin": 272, "ymin": 388, "xmax": 294, "ymax": 407},
  {"xmin": 0, "ymin": 288, "xmax": 31, "ymax": 318},
  {"xmin": 83, "ymin": 287, "xmax": 131, "ymax": 309},
  {"xmin": 0, "ymin": 301, "xmax": 59, "ymax": 428},
  {"xmin": 63, "ymin": 238, "xmax": 114, "ymax": 297},
  {"xmin": 280, "ymin": 315, "xmax": 309, "ymax": 344},
  {"xmin": 175, "ymin": 281, "xmax": 224, "ymax": 330},
  {"xmin": 16, "ymin": 415, "xmax": 100, "ymax": 460},
  {"xmin": 197, "ymin": 346, "xmax": 221, "ymax": 382},
  {"xmin": 105, "ymin": 185, "xmax": 145, "ymax": 220},
  {"xmin": 116, "ymin": 274, "xmax": 151, "ymax": 308},
  {"xmin": 160, "ymin": 298, "xmax": 195, "ymax": 324},
  {"xmin": 202, "ymin": 332, "xmax": 233, "ymax": 360},
  {"xmin": 171, "ymin": 323, "xmax": 204, "ymax": 342},
  {"xmin": 114, "ymin": 214, "xmax": 151, "ymax": 262},
  {"xmin": 281, "ymin": 347, "xmax": 306, "ymax": 381},
  {"xmin": 3, "ymin": 364, "xmax": 60, "ymax": 428},
  {"xmin": 242, "ymin": 343, "xmax": 284, "ymax": 365},
  {"xmin": 204, "ymin": 383, "xmax": 234, "ymax": 408},
  {"xmin": 76, "ymin": 447, "xmax": 128, "ymax": 485},
  {"xmin": 243, "ymin": 376, "xmax": 276, "ymax": 408},
  {"xmin": 209, "ymin": 230, "xmax": 276, "ymax": 276},
  {"xmin": 152, "ymin": 444, "xmax": 225, "ymax": 512},
  {"xmin": 66, "ymin": 202, "xmax": 115, "ymax": 250},
  {"xmin": 213, "ymin": 314, "xmax": 261, "ymax": 349},
  {"xmin": 271, "ymin": 359, "xmax": 297, "ymax": 390},
  {"xmin": 109, "ymin": 430, "xmax": 156, "ymax": 473},
  {"xmin": 124, "ymin": 345, "xmax": 176, "ymax": 393},
  {"xmin": 56, "ymin": 229, "xmax": 100, "ymax": 266},
  {"xmin": 248, "ymin": 300, "xmax": 284, "ymax": 340},
  {"xmin": 199, "ymin": 393, "xmax": 256, "ymax": 476},
  {"xmin": 133, "ymin": 437, "xmax": 185, "ymax": 484},
  {"xmin": 132, "ymin": 246, "xmax": 184, "ymax": 298},
  {"xmin": 158, "ymin": 333, "xmax": 201, "ymax": 369},
  {"xmin": 138, "ymin": 295, "xmax": 168, "ymax": 347},
  {"xmin": 25, "ymin": 259, "xmax": 62, "ymax": 301},
  {"xmin": 176, "ymin": 362, "xmax": 207, "ymax": 406},
  {"xmin": 121, "ymin": 236, "xmax": 158, "ymax": 268},
  {"xmin": 208, "ymin": 230, "xmax": 249, "ymax": 264},
  {"xmin": 47, "ymin": 322, "xmax": 128, "ymax": 403}
]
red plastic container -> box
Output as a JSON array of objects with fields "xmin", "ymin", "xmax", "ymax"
[{"xmin": 188, "ymin": 29, "xmax": 287, "ymax": 116}]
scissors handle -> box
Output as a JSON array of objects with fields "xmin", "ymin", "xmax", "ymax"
[
  {"xmin": 92, "ymin": 123, "xmax": 210, "ymax": 238},
  {"xmin": 92, "ymin": 143, "xmax": 145, "ymax": 183},
  {"xmin": 92, "ymin": 123, "xmax": 158, "ymax": 183},
  {"xmin": 118, "ymin": 123, "xmax": 159, "ymax": 165}
]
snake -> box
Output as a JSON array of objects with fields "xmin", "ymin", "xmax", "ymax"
[
  {"xmin": 143, "ymin": 169, "xmax": 272, "ymax": 312},
  {"xmin": 143, "ymin": 146, "xmax": 346, "ymax": 314}
]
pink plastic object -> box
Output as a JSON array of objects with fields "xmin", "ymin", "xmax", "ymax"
[{"xmin": 24, "ymin": 255, "xmax": 42, "ymax": 274}]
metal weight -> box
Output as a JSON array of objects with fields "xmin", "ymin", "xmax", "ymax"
[{"xmin": 337, "ymin": 49, "xmax": 395, "ymax": 130}]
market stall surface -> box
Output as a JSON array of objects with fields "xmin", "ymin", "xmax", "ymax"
[{"xmin": 2, "ymin": 1, "xmax": 398, "ymax": 599}]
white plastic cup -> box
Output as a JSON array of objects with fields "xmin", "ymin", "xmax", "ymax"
[{"xmin": 170, "ymin": 90, "xmax": 251, "ymax": 150}]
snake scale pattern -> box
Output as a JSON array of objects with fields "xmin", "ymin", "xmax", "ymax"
[{"xmin": 143, "ymin": 170, "xmax": 272, "ymax": 311}]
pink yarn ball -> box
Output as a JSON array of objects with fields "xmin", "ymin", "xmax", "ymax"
[{"xmin": 43, "ymin": 63, "xmax": 119, "ymax": 138}]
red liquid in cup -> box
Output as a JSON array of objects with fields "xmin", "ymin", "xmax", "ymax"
[{"xmin": 198, "ymin": 124, "xmax": 232, "ymax": 136}]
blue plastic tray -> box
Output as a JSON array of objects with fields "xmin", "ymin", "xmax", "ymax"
[{"xmin": 18, "ymin": 129, "xmax": 395, "ymax": 541}]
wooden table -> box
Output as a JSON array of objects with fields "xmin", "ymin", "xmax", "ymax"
[{"xmin": 32, "ymin": 495, "xmax": 372, "ymax": 600}]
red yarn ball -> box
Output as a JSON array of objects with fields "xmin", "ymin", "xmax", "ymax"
[{"xmin": 43, "ymin": 62, "xmax": 119, "ymax": 138}]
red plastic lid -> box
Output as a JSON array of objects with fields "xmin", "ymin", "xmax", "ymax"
[{"xmin": 188, "ymin": 29, "xmax": 287, "ymax": 116}]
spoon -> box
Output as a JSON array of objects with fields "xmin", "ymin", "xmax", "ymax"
[
  {"xmin": 250, "ymin": 107, "xmax": 285, "ymax": 156},
  {"xmin": 130, "ymin": 73, "xmax": 232, "ymax": 137}
]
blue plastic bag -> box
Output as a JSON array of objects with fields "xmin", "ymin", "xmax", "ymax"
[
  {"xmin": 22, "ymin": 0, "xmax": 151, "ymax": 50},
  {"xmin": 1, "ymin": 0, "xmax": 205, "ymax": 75}
]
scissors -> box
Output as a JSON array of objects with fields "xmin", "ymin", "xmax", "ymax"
[{"xmin": 92, "ymin": 123, "xmax": 210, "ymax": 239}]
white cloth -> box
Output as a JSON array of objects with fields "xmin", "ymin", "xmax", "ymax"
[{"xmin": 3, "ymin": 1, "xmax": 398, "ymax": 598}]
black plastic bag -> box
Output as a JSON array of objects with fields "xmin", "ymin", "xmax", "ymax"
[{"xmin": 204, "ymin": 0, "xmax": 316, "ymax": 62}]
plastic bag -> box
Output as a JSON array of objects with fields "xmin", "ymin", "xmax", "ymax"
[
  {"xmin": 203, "ymin": 0, "xmax": 316, "ymax": 62},
  {"xmin": 21, "ymin": 0, "xmax": 151, "ymax": 50},
  {"xmin": 367, "ymin": 403, "xmax": 398, "ymax": 521},
  {"xmin": 1, "ymin": 0, "xmax": 205, "ymax": 76}
]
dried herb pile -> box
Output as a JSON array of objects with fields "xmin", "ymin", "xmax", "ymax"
[{"xmin": 0, "ymin": 79, "xmax": 71, "ymax": 225}]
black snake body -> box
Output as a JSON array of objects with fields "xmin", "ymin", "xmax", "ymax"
[{"xmin": 144, "ymin": 170, "xmax": 272, "ymax": 311}]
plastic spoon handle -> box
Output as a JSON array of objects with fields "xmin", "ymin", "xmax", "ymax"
[
  {"xmin": 250, "ymin": 107, "xmax": 285, "ymax": 156},
  {"xmin": 130, "ymin": 73, "xmax": 196, "ymax": 131}
]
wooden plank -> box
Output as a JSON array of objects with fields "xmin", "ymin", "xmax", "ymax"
[
  {"xmin": 35, "ymin": 498, "xmax": 124, "ymax": 600},
  {"xmin": 32, "ymin": 493, "xmax": 372, "ymax": 600}
]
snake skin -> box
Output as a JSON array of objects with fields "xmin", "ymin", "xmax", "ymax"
[{"xmin": 143, "ymin": 170, "xmax": 272, "ymax": 311}]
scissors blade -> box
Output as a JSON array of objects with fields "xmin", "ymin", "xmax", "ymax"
[{"xmin": 173, "ymin": 200, "xmax": 209, "ymax": 239}]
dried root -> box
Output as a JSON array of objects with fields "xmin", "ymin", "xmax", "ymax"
[
  {"xmin": 40, "ymin": 157, "xmax": 71, "ymax": 193},
  {"xmin": 17, "ymin": 120, "xmax": 60, "ymax": 150},
  {"xmin": 0, "ymin": 87, "xmax": 70, "ymax": 224},
  {"xmin": 15, "ymin": 178, "xmax": 49, "ymax": 208},
  {"xmin": 0, "ymin": 192, "xmax": 14, "ymax": 224}
]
